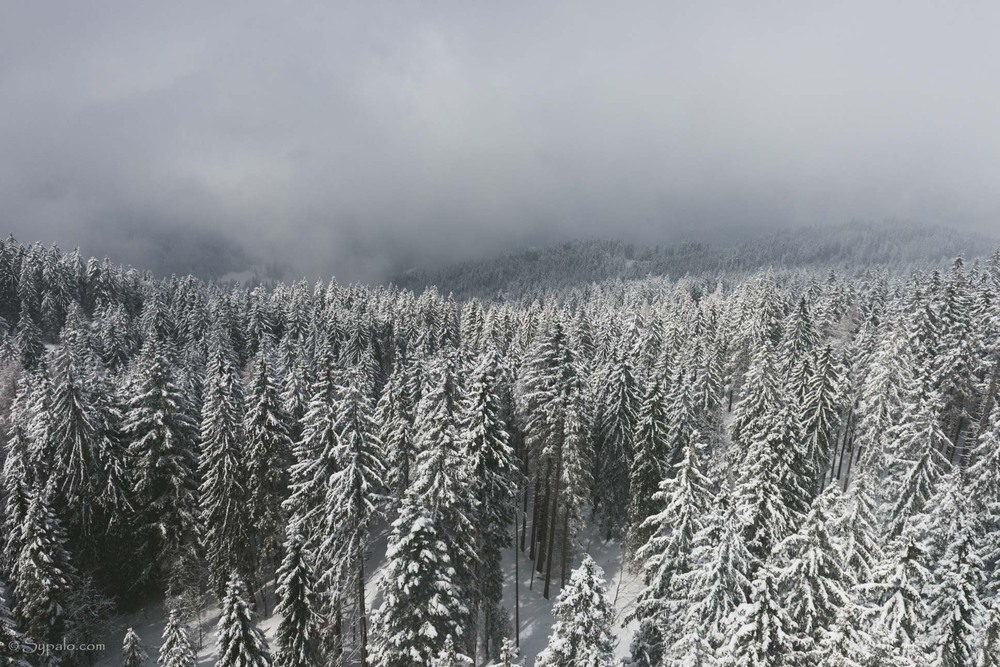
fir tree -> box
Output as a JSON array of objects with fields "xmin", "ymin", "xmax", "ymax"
[
  {"xmin": 868, "ymin": 527, "xmax": 931, "ymax": 653},
  {"xmin": 459, "ymin": 347, "xmax": 518, "ymax": 660},
  {"xmin": 675, "ymin": 492, "xmax": 754, "ymax": 650},
  {"xmin": 630, "ymin": 436, "xmax": 713, "ymax": 646},
  {"xmin": 535, "ymin": 555, "xmax": 617, "ymax": 667},
  {"xmin": 925, "ymin": 475, "xmax": 984, "ymax": 667},
  {"xmin": 593, "ymin": 347, "xmax": 639, "ymax": 537},
  {"xmin": 774, "ymin": 489, "xmax": 851, "ymax": 655}
]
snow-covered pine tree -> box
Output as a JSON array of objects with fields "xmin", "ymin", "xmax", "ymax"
[
  {"xmin": 0, "ymin": 378, "xmax": 36, "ymax": 577},
  {"xmin": 729, "ymin": 340, "xmax": 781, "ymax": 458},
  {"xmin": 593, "ymin": 345, "xmax": 639, "ymax": 537},
  {"xmin": 535, "ymin": 555, "xmax": 616, "ymax": 667},
  {"xmin": 630, "ymin": 436, "xmax": 713, "ymax": 649},
  {"xmin": 867, "ymin": 526, "xmax": 931, "ymax": 654},
  {"xmin": 459, "ymin": 346, "xmax": 518, "ymax": 660},
  {"xmin": 122, "ymin": 332, "xmax": 200, "ymax": 586},
  {"xmin": 924, "ymin": 473, "xmax": 985, "ymax": 667},
  {"xmin": 977, "ymin": 602, "xmax": 1000, "ymax": 667},
  {"xmin": 369, "ymin": 494, "xmax": 471, "ymax": 667},
  {"xmin": 159, "ymin": 609, "xmax": 196, "ymax": 667},
  {"xmin": 12, "ymin": 489, "xmax": 78, "ymax": 653},
  {"xmin": 799, "ymin": 344, "xmax": 845, "ymax": 492},
  {"xmin": 283, "ymin": 344, "xmax": 339, "ymax": 550},
  {"xmin": 215, "ymin": 573, "xmax": 272, "ymax": 667},
  {"xmin": 409, "ymin": 354, "xmax": 479, "ymax": 649},
  {"xmin": 625, "ymin": 373, "xmax": 672, "ymax": 560},
  {"xmin": 719, "ymin": 565, "xmax": 798, "ymax": 667},
  {"xmin": 0, "ymin": 580, "xmax": 29, "ymax": 667},
  {"xmin": 319, "ymin": 370, "xmax": 385, "ymax": 666},
  {"xmin": 773, "ymin": 488, "xmax": 851, "ymax": 656},
  {"xmin": 674, "ymin": 491, "xmax": 754, "ymax": 651},
  {"xmin": 198, "ymin": 329, "xmax": 253, "ymax": 599},
  {"xmin": 834, "ymin": 468, "xmax": 883, "ymax": 585},
  {"xmin": 886, "ymin": 392, "xmax": 950, "ymax": 538},
  {"xmin": 123, "ymin": 627, "xmax": 148, "ymax": 667},
  {"xmin": 243, "ymin": 346, "xmax": 293, "ymax": 581},
  {"xmin": 375, "ymin": 361, "xmax": 418, "ymax": 501},
  {"xmin": 733, "ymin": 397, "xmax": 809, "ymax": 560},
  {"xmin": 274, "ymin": 529, "xmax": 322, "ymax": 667}
]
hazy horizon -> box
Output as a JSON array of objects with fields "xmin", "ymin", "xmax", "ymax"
[{"xmin": 3, "ymin": 2, "xmax": 1000, "ymax": 281}]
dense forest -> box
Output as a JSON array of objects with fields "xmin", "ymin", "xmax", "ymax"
[{"xmin": 0, "ymin": 228, "xmax": 999, "ymax": 666}]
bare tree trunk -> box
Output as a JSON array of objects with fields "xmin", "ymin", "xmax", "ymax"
[
  {"xmin": 528, "ymin": 475, "xmax": 542, "ymax": 561},
  {"xmin": 520, "ymin": 483, "xmax": 529, "ymax": 552},
  {"xmin": 358, "ymin": 549, "xmax": 368, "ymax": 667},
  {"xmin": 535, "ymin": 461, "xmax": 552, "ymax": 575},
  {"xmin": 559, "ymin": 508, "xmax": 571, "ymax": 587},
  {"xmin": 543, "ymin": 447, "xmax": 563, "ymax": 600},
  {"xmin": 514, "ymin": 504, "xmax": 520, "ymax": 649},
  {"xmin": 835, "ymin": 407, "xmax": 854, "ymax": 482}
]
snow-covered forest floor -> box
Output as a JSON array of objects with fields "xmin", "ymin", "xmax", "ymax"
[{"xmin": 95, "ymin": 523, "xmax": 641, "ymax": 666}]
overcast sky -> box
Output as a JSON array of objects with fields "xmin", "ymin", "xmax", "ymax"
[{"xmin": 2, "ymin": 2, "xmax": 998, "ymax": 280}]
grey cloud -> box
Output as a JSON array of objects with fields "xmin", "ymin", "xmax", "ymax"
[{"xmin": 1, "ymin": 1, "xmax": 998, "ymax": 281}]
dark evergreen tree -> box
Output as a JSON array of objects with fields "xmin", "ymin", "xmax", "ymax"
[
  {"xmin": 274, "ymin": 530, "xmax": 321, "ymax": 667},
  {"xmin": 198, "ymin": 331, "xmax": 252, "ymax": 598},
  {"xmin": 123, "ymin": 333, "xmax": 200, "ymax": 586}
]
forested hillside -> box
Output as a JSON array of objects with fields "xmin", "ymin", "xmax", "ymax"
[
  {"xmin": 0, "ymin": 234, "xmax": 999, "ymax": 666},
  {"xmin": 393, "ymin": 220, "xmax": 997, "ymax": 300}
]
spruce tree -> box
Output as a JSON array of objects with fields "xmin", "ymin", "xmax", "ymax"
[
  {"xmin": 674, "ymin": 492, "xmax": 754, "ymax": 650},
  {"xmin": 215, "ymin": 574, "xmax": 272, "ymax": 667},
  {"xmin": 123, "ymin": 627, "xmax": 148, "ymax": 667},
  {"xmin": 719, "ymin": 566, "xmax": 798, "ymax": 667},
  {"xmin": 774, "ymin": 489, "xmax": 851, "ymax": 655},
  {"xmin": 593, "ymin": 347, "xmax": 639, "ymax": 537},
  {"xmin": 459, "ymin": 347, "xmax": 518, "ymax": 660},
  {"xmin": 630, "ymin": 437, "xmax": 713, "ymax": 648},
  {"xmin": 274, "ymin": 530, "xmax": 321, "ymax": 667},
  {"xmin": 926, "ymin": 475, "xmax": 984, "ymax": 667},
  {"xmin": 535, "ymin": 555, "xmax": 617, "ymax": 667},
  {"xmin": 319, "ymin": 371, "xmax": 385, "ymax": 666},
  {"xmin": 159, "ymin": 609, "xmax": 196, "ymax": 667},
  {"xmin": 0, "ymin": 581, "xmax": 29, "ymax": 667},
  {"xmin": 625, "ymin": 373, "xmax": 672, "ymax": 560},
  {"xmin": 12, "ymin": 490, "xmax": 77, "ymax": 654},
  {"xmin": 199, "ymin": 332, "xmax": 253, "ymax": 598},
  {"xmin": 369, "ymin": 495, "xmax": 470, "ymax": 667},
  {"xmin": 243, "ymin": 347, "xmax": 293, "ymax": 579},
  {"xmin": 868, "ymin": 527, "xmax": 931, "ymax": 653},
  {"xmin": 122, "ymin": 333, "xmax": 200, "ymax": 584}
]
